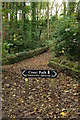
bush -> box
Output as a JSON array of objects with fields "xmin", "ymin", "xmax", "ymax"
[
  {"xmin": 53, "ymin": 16, "xmax": 80, "ymax": 60},
  {"xmin": 2, "ymin": 19, "xmax": 44, "ymax": 56}
]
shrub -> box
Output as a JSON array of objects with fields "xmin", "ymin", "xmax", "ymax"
[{"xmin": 53, "ymin": 16, "xmax": 80, "ymax": 60}]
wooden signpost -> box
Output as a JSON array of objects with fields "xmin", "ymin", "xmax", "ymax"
[{"xmin": 22, "ymin": 70, "xmax": 57, "ymax": 97}]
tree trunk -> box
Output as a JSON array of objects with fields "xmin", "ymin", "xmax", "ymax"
[
  {"xmin": 10, "ymin": 2, "xmax": 14, "ymax": 26},
  {"xmin": 22, "ymin": 2, "xmax": 26, "ymax": 31},
  {"xmin": 2, "ymin": 2, "xmax": 8, "ymax": 43},
  {"xmin": 68, "ymin": 2, "xmax": 76, "ymax": 15},
  {"xmin": 5, "ymin": 2, "xmax": 8, "ymax": 20},
  {"xmin": 22, "ymin": 2, "xmax": 26, "ymax": 20},
  {"xmin": 55, "ymin": 4, "xmax": 58, "ymax": 20},
  {"xmin": 63, "ymin": 2, "xmax": 66, "ymax": 17},
  {"xmin": 31, "ymin": 2, "xmax": 36, "ymax": 40},
  {"xmin": 37, "ymin": 2, "xmax": 38, "ymax": 29},
  {"xmin": 38, "ymin": 2, "xmax": 42, "ymax": 40},
  {"xmin": 15, "ymin": 2, "xmax": 17, "ymax": 24},
  {"xmin": 51, "ymin": 2, "xmax": 54, "ymax": 17},
  {"xmin": 76, "ymin": 1, "xmax": 80, "ymax": 22},
  {"xmin": 47, "ymin": 2, "xmax": 49, "ymax": 40}
]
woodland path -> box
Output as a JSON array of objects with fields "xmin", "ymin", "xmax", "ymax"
[{"xmin": 2, "ymin": 51, "xmax": 79, "ymax": 119}]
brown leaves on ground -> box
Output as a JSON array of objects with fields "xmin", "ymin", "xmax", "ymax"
[{"xmin": 2, "ymin": 51, "xmax": 80, "ymax": 119}]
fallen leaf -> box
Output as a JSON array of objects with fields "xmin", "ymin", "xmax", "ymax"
[
  {"xmin": 62, "ymin": 108, "xmax": 67, "ymax": 111},
  {"xmin": 14, "ymin": 83, "xmax": 17, "ymax": 86},
  {"xmin": 9, "ymin": 109, "xmax": 12, "ymax": 112},
  {"xmin": 64, "ymin": 90, "xmax": 70, "ymax": 93},
  {"xmin": 13, "ymin": 94, "xmax": 16, "ymax": 97},
  {"xmin": 5, "ymin": 77, "xmax": 7, "ymax": 79},
  {"xmin": 73, "ymin": 93, "xmax": 77, "ymax": 95},
  {"xmin": 60, "ymin": 112, "xmax": 65, "ymax": 117},
  {"xmin": 42, "ymin": 93, "xmax": 46, "ymax": 98},
  {"xmin": 62, "ymin": 50, "xmax": 64, "ymax": 53},
  {"xmin": 34, "ymin": 107, "xmax": 37, "ymax": 112},
  {"xmin": 20, "ymin": 98, "xmax": 24, "ymax": 103},
  {"xmin": 60, "ymin": 111, "xmax": 69, "ymax": 117},
  {"xmin": 6, "ymin": 84, "xmax": 10, "ymax": 87},
  {"xmin": 10, "ymin": 88, "xmax": 13, "ymax": 90}
]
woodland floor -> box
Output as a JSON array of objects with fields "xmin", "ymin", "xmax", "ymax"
[{"xmin": 2, "ymin": 51, "xmax": 80, "ymax": 119}]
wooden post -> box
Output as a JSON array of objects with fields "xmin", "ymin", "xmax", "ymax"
[
  {"xmin": 51, "ymin": 78, "xmax": 55, "ymax": 97},
  {"xmin": 25, "ymin": 78, "xmax": 29, "ymax": 96}
]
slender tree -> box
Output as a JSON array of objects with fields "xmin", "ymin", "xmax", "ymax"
[
  {"xmin": 22, "ymin": 2, "xmax": 26, "ymax": 32},
  {"xmin": 10, "ymin": 2, "xmax": 14, "ymax": 23},
  {"xmin": 15, "ymin": 2, "xmax": 17, "ymax": 24},
  {"xmin": 51, "ymin": 2, "xmax": 54, "ymax": 17},
  {"xmin": 31, "ymin": 2, "xmax": 36, "ymax": 40},
  {"xmin": 36, "ymin": 2, "xmax": 39, "ymax": 29},
  {"xmin": 67, "ymin": 2, "xmax": 76, "ymax": 15},
  {"xmin": 47, "ymin": 2, "xmax": 49, "ymax": 40},
  {"xmin": 76, "ymin": 1, "xmax": 80, "ymax": 22},
  {"xmin": 2, "ymin": 2, "xmax": 8, "ymax": 43},
  {"xmin": 63, "ymin": 2, "xmax": 66, "ymax": 17}
]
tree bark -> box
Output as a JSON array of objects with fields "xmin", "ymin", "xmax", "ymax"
[
  {"xmin": 31, "ymin": 2, "xmax": 36, "ymax": 40},
  {"xmin": 51, "ymin": 3, "xmax": 53, "ymax": 17},
  {"xmin": 68, "ymin": 2, "xmax": 76, "ymax": 15},
  {"xmin": 2, "ymin": 2, "xmax": 8, "ymax": 43},
  {"xmin": 37, "ymin": 2, "xmax": 39, "ymax": 30},
  {"xmin": 47, "ymin": 2, "xmax": 49, "ymax": 40},
  {"xmin": 22, "ymin": 2, "xmax": 26, "ymax": 32},
  {"xmin": 63, "ymin": 2, "xmax": 66, "ymax": 17},
  {"xmin": 15, "ymin": 2, "xmax": 17, "ymax": 24},
  {"xmin": 76, "ymin": 1, "xmax": 80, "ymax": 22},
  {"xmin": 10, "ymin": 2, "xmax": 14, "ymax": 24}
]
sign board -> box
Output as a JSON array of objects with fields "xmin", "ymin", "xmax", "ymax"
[{"xmin": 22, "ymin": 70, "xmax": 57, "ymax": 78}]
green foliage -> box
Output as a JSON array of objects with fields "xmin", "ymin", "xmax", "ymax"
[
  {"xmin": 53, "ymin": 16, "xmax": 80, "ymax": 60},
  {"xmin": 3, "ymin": 46, "xmax": 48, "ymax": 65},
  {"xmin": 2, "ymin": 2, "xmax": 80, "ymax": 63}
]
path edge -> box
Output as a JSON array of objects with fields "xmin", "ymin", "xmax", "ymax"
[{"xmin": 3, "ymin": 46, "xmax": 48, "ymax": 65}]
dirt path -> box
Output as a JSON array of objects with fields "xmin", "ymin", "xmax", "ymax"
[{"xmin": 2, "ymin": 51, "xmax": 79, "ymax": 119}]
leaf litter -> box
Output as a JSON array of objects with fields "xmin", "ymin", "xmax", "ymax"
[{"xmin": 2, "ymin": 51, "xmax": 80, "ymax": 119}]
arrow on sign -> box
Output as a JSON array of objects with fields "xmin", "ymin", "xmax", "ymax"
[{"xmin": 22, "ymin": 70, "xmax": 57, "ymax": 78}]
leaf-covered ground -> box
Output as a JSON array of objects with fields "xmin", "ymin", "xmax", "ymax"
[{"xmin": 2, "ymin": 51, "xmax": 80, "ymax": 119}]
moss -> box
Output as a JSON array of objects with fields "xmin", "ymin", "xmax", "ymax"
[
  {"xmin": 48, "ymin": 61, "xmax": 80, "ymax": 78},
  {"xmin": 3, "ymin": 46, "xmax": 48, "ymax": 65}
]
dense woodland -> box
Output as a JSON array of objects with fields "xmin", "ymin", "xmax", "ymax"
[
  {"xmin": 2, "ymin": 1, "xmax": 80, "ymax": 119},
  {"xmin": 2, "ymin": 1, "xmax": 80, "ymax": 61}
]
